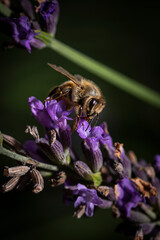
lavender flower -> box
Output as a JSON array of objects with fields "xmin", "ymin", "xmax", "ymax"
[
  {"xmin": 72, "ymin": 183, "xmax": 103, "ymax": 217},
  {"xmin": 28, "ymin": 97, "xmax": 72, "ymax": 131},
  {"xmin": 39, "ymin": 0, "xmax": 59, "ymax": 35},
  {"xmin": 0, "ymin": 0, "xmax": 59, "ymax": 52},
  {"xmin": 39, "ymin": 1, "xmax": 55, "ymax": 19},
  {"xmin": 115, "ymin": 178, "xmax": 143, "ymax": 217},
  {"xmin": 1, "ymin": 16, "xmax": 37, "ymax": 53},
  {"xmin": 77, "ymin": 119, "xmax": 109, "ymax": 172},
  {"xmin": 45, "ymin": 99, "xmax": 73, "ymax": 130},
  {"xmin": 77, "ymin": 119, "xmax": 109, "ymax": 145}
]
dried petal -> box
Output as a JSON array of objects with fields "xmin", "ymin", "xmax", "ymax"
[
  {"xmin": 48, "ymin": 129, "xmax": 56, "ymax": 145},
  {"xmin": 114, "ymin": 161, "xmax": 124, "ymax": 175},
  {"xmin": 96, "ymin": 186, "xmax": 110, "ymax": 197},
  {"xmin": 73, "ymin": 205, "xmax": 86, "ymax": 219},
  {"xmin": 114, "ymin": 142, "xmax": 124, "ymax": 159},
  {"xmin": 128, "ymin": 151, "xmax": 138, "ymax": 164},
  {"xmin": 112, "ymin": 204, "xmax": 121, "ymax": 218},
  {"xmin": 134, "ymin": 229, "xmax": 143, "ymax": 240},
  {"xmin": 25, "ymin": 125, "xmax": 39, "ymax": 141},
  {"xmin": 131, "ymin": 177, "xmax": 157, "ymax": 198},
  {"xmin": 114, "ymin": 178, "xmax": 143, "ymax": 217}
]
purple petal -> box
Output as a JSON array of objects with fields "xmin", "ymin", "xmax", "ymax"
[
  {"xmin": 39, "ymin": 0, "xmax": 59, "ymax": 35},
  {"xmin": 116, "ymin": 178, "xmax": 143, "ymax": 217},
  {"xmin": 154, "ymin": 155, "xmax": 160, "ymax": 172},
  {"xmin": 23, "ymin": 140, "xmax": 48, "ymax": 163},
  {"xmin": 28, "ymin": 96, "xmax": 54, "ymax": 129},
  {"xmin": 74, "ymin": 196, "xmax": 85, "ymax": 208},
  {"xmin": 2, "ymin": 16, "xmax": 36, "ymax": 52},
  {"xmin": 85, "ymin": 202, "xmax": 94, "ymax": 217},
  {"xmin": 77, "ymin": 119, "xmax": 91, "ymax": 139}
]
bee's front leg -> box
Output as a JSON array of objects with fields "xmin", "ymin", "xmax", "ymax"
[
  {"xmin": 46, "ymin": 87, "xmax": 72, "ymax": 101},
  {"xmin": 72, "ymin": 106, "xmax": 83, "ymax": 132}
]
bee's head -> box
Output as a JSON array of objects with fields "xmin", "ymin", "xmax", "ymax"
[{"xmin": 86, "ymin": 97, "xmax": 106, "ymax": 118}]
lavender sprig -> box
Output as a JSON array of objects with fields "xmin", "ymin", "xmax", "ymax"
[{"xmin": 0, "ymin": 96, "xmax": 160, "ymax": 239}]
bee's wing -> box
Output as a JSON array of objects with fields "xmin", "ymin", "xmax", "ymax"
[
  {"xmin": 47, "ymin": 63, "xmax": 82, "ymax": 87},
  {"xmin": 74, "ymin": 74, "xmax": 84, "ymax": 81}
]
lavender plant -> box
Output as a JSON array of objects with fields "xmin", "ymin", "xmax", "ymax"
[
  {"xmin": 0, "ymin": 96, "xmax": 159, "ymax": 239},
  {"xmin": 0, "ymin": 1, "xmax": 160, "ymax": 240}
]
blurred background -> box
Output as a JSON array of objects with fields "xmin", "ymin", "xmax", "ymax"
[{"xmin": 0, "ymin": 1, "xmax": 160, "ymax": 239}]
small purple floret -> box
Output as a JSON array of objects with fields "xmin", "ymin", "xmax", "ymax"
[
  {"xmin": 154, "ymin": 155, "xmax": 160, "ymax": 173},
  {"xmin": 28, "ymin": 96, "xmax": 55, "ymax": 129},
  {"xmin": 45, "ymin": 99, "xmax": 73, "ymax": 130},
  {"xmin": 77, "ymin": 119, "xmax": 111, "ymax": 148},
  {"xmin": 73, "ymin": 183, "xmax": 103, "ymax": 217},
  {"xmin": 3, "ymin": 16, "xmax": 37, "ymax": 53},
  {"xmin": 39, "ymin": 1, "xmax": 55, "ymax": 20},
  {"xmin": 29, "ymin": 96, "xmax": 72, "ymax": 130},
  {"xmin": 115, "ymin": 178, "xmax": 143, "ymax": 218},
  {"xmin": 39, "ymin": 0, "xmax": 59, "ymax": 35}
]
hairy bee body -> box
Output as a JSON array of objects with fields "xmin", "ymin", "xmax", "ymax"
[{"xmin": 48, "ymin": 64, "xmax": 106, "ymax": 127}]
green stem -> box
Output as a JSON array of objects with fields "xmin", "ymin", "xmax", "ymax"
[
  {"xmin": 47, "ymin": 38, "xmax": 160, "ymax": 109},
  {"xmin": 0, "ymin": 146, "xmax": 58, "ymax": 172},
  {"xmin": 0, "ymin": 2, "xmax": 12, "ymax": 17},
  {"xmin": 1, "ymin": 2, "xmax": 160, "ymax": 108}
]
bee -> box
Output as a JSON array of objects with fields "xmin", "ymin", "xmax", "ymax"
[{"xmin": 47, "ymin": 63, "xmax": 106, "ymax": 130}]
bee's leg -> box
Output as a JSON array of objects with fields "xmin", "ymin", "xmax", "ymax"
[
  {"xmin": 72, "ymin": 117, "xmax": 77, "ymax": 132},
  {"xmin": 92, "ymin": 113, "xmax": 99, "ymax": 128},
  {"xmin": 61, "ymin": 88, "xmax": 72, "ymax": 96},
  {"xmin": 72, "ymin": 107, "xmax": 82, "ymax": 132},
  {"xmin": 46, "ymin": 87, "xmax": 72, "ymax": 102}
]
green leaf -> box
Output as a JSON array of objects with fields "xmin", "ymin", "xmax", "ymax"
[
  {"xmin": 0, "ymin": 2, "xmax": 12, "ymax": 17},
  {"xmin": 65, "ymin": 153, "xmax": 71, "ymax": 166},
  {"xmin": 35, "ymin": 31, "xmax": 53, "ymax": 45},
  {"xmin": 91, "ymin": 172, "xmax": 102, "ymax": 187}
]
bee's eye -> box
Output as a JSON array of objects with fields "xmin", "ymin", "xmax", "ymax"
[{"xmin": 89, "ymin": 98, "xmax": 98, "ymax": 109}]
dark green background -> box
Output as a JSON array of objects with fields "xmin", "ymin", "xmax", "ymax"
[{"xmin": 0, "ymin": 1, "xmax": 160, "ymax": 239}]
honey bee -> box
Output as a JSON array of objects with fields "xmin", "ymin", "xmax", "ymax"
[{"xmin": 47, "ymin": 63, "xmax": 106, "ymax": 129}]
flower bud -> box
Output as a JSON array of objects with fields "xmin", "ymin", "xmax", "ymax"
[
  {"xmin": 59, "ymin": 126, "xmax": 71, "ymax": 150},
  {"xmin": 129, "ymin": 210, "xmax": 151, "ymax": 223},
  {"xmin": 16, "ymin": 172, "xmax": 32, "ymax": 191},
  {"xmin": 73, "ymin": 161, "xmax": 93, "ymax": 181},
  {"xmin": 37, "ymin": 138, "xmax": 65, "ymax": 165},
  {"xmin": 30, "ymin": 168, "xmax": 44, "ymax": 194},
  {"xmin": 81, "ymin": 141, "xmax": 103, "ymax": 172},
  {"xmin": 2, "ymin": 176, "xmax": 20, "ymax": 192},
  {"xmin": 4, "ymin": 166, "xmax": 30, "ymax": 177},
  {"xmin": 141, "ymin": 223, "xmax": 156, "ymax": 235},
  {"xmin": 50, "ymin": 140, "xmax": 65, "ymax": 165}
]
